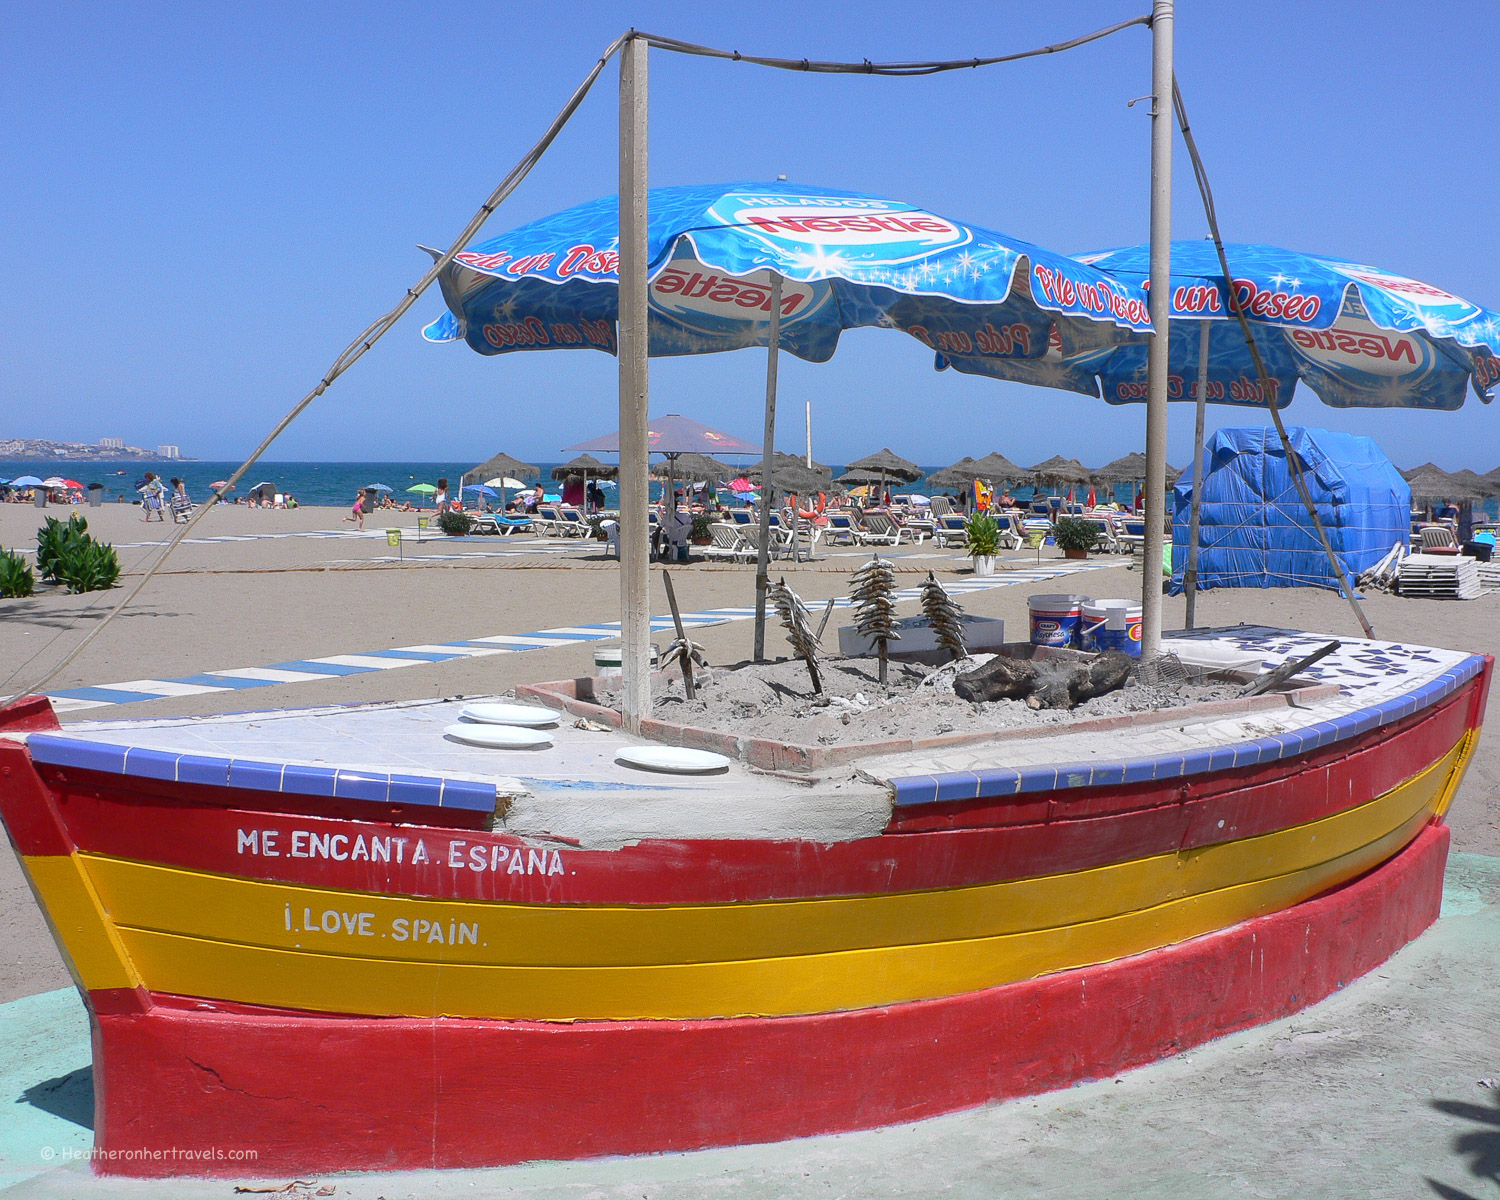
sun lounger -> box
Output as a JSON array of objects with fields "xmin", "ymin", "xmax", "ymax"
[
  {"xmin": 738, "ymin": 521, "xmax": 789, "ymax": 561},
  {"xmin": 824, "ymin": 512, "xmax": 860, "ymax": 545},
  {"xmin": 1079, "ymin": 515, "xmax": 1120, "ymax": 554},
  {"xmin": 857, "ymin": 511, "xmax": 915, "ymax": 546},
  {"xmin": 900, "ymin": 515, "xmax": 934, "ymax": 543},
  {"xmin": 1118, "ymin": 518, "xmax": 1148, "ymax": 556},
  {"xmin": 933, "ymin": 514, "xmax": 968, "ymax": 548},
  {"xmin": 702, "ymin": 523, "xmax": 754, "ymax": 563},
  {"xmin": 994, "ymin": 514, "xmax": 1024, "ymax": 550},
  {"xmin": 531, "ymin": 505, "xmax": 566, "ymax": 536},
  {"xmin": 1419, "ymin": 525, "xmax": 1459, "ymax": 550},
  {"xmin": 470, "ymin": 514, "xmax": 533, "ymax": 536},
  {"xmin": 555, "ymin": 505, "xmax": 590, "ymax": 537}
]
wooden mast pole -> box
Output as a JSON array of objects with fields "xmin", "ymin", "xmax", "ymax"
[
  {"xmin": 1140, "ymin": 0, "xmax": 1174, "ymax": 659},
  {"xmin": 752, "ymin": 274, "xmax": 784, "ymax": 661},
  {"xmin": 618, "ymin": 34, "xmax": 651, "ymax": 734}
]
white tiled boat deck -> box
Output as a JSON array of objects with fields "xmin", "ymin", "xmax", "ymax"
[
  {"xmin": 877, "ymin": 627, "xmax": 1484, "ymax": 805},
  {"xmin": 12, "ymin": 627, "xmax": 1487, "ymax": 844}
]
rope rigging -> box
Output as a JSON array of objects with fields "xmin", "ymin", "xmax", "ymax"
[{"xmin": 12, "ymin": 14, "xmax": 1156, "ymax": 698}]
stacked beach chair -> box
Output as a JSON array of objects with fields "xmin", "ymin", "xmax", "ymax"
[{"xmin": 1398, "ymin": 552, "xmax": 1483, "ymax": 600}]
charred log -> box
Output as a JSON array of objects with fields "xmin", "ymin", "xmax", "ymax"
[{"xmin": 953, "ymin": 651, "xmax": 1136, "ymax": 710}]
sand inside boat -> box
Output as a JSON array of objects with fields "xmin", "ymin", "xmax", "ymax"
[{"xmin": 635, "ymin": 653, "xmax": 1244, "ymax": 748}]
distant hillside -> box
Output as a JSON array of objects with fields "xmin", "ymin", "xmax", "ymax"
[{"xmin": 0, "ymin": 437, "xmax": 191, "ymax": 461}]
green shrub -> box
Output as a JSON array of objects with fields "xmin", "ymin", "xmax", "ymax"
[
  {"xmin": 35, "ymin": 515, "xmax": 90, "ymax": 582},
  {"xmin": 34, "ymin": 514, "xmax": 120, "ymax": 592},
  {"xmin": 437, "ymin": 511, "xmax": 472, "ymax": 536},
  {"xmin": 691, "ymin": 513, "xmax": 714, "ymax": 541},
  {"xmin": 57, "ymin": 541, "xmax": 121, "ymax": 594},
  {"xmin": 1052, "ymin": 516, "xmax": 1101, "ymax": 552},
  {"xmin": 0, "ymin": 548, "xmax": 34, "ymax": 598},
  {"xmin": 963, "ymin": 512, "xmax": 1000, "ymax": 558}
]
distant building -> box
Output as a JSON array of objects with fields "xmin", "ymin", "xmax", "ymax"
[
  {"xmin": 156, "ymin": 445, "xmax": 180, "ymax": 459},
  {"xmin": 99, "ymin": 437, "xmax": 125, "ymax": 450}
]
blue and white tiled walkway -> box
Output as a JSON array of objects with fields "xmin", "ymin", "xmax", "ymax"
[{"xmin": 41, "ymin": 562, "xmax": 1109, "ymax": 713}]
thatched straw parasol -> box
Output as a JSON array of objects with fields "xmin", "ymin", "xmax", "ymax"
[
  {"xmin": 1091, "ymin": 451, "xmax": 1151, "ymax": 484},
  {"xmin": 749, "ymin": 452, "xmax": 833, "ymax": 480},
  {"xmin": 837, "ymin": 448, "xmax": 923, "ymax": 490},
  {"xmin": 1448, "ymin": 468, "xmax": 1499, "ymax": 497},
  {"xmin": 924, "ymin": 457, "xmax": 979, "ymax": 491},
  {"xmin": 1028, "ymin": 455, "xmax": 1093, "ymax": 486},
  {"xmin": 925, "ymin": 452, "xmax": 1024, "ymax": 491},
  {"xmin": 966, "ymin": 452, "xmax": 1025, "ymax": 482},
  {"xmin": 1403, "ymin": 462, "xmax": 1484, "ymax": 503},
  {"xmin": 652, "ymin": 453, "xmax": 730, "ymax": 482},
  {"xmin": 551, "ymin": 453, "xmax": 617, "ymax": 482},
  {"xmin": 469, "ymin": 451, "xmax": 539, "ymax": 482},
  {"xmin": 748, "ymin": 460, "xmax": 843, "ymax": 498}
]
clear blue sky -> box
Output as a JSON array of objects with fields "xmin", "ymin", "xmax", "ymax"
[{"xmin": 3, "ymin": 2, "xmax": 1496, "ymax": 470}]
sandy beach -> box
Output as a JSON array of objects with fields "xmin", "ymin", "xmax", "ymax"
[{"xmin": 2, "ymin": 501, "xmax": 1497, "ymax": 1005}]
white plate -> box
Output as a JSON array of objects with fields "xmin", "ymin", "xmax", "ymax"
[
  {"xmin": 444, "ymin": 723, "xmax": 553, "ymax": 750},
  {"xmin": 614, "ymin": 745, "xmax": 731, "ymax": 774},
  {"xmin": 460, "ymin": 702, "xmax": 559, "ymax": 727}
]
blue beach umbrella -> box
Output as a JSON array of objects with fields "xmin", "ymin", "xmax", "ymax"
[
  {"xmin": 940, "ymin": 241, "xmax": 1500, "ymax": 411},
  {"xmin": 10, "ymin": 475, "xmax": 45, "ymax": 488},
  {"xmin": 423, "ymin": 181, "xmax": 1151, "ymax": 368}
]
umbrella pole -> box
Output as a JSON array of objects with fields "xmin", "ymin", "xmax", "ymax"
[
  {"xmin": 666, "ymin": 453, "xmax": 676, "ymax": 560},
  {"xmin": 753, "ymin": 274, "xmax": 784, "ymax": 661},
  {"xmin": 1140, "ymin": 0, "xmax": 1174, "ymax": 660},
  {"xmin": 618, "ymin": 34, "xmax": 651, "ymax": 734},
  {"xmin": 1184, "ymin": 319, "xmax": 1211, "ymax": 630}
]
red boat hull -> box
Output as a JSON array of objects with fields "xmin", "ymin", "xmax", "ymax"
[{"xmin": 91, "ymin": 823, "xmax": 1449, "ymax": 1175}]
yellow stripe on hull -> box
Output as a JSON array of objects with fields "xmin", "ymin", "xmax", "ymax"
[
  {"xmin": 23, "ymin": 734, "xmax": 1465, "ymax": 1021},
  {"xmin": 81, "ymin": 737, "xmax": 1465, "ymax": 971},
  {"xmin": 21, "ymin": 854, "xmax": 142, "ymax": 994}
]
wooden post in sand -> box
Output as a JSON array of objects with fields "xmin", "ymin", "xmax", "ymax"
[
  {"xmin": 752, "ymin": 273, "xmax": 784, "ymax": 661},
  {"xmin": 1140, "ymin": 0, "xmax": 1174, "ymax": 660},
  {"xmin": 618, "ymin": 35, "xmax": 651, "ymax": 734}
]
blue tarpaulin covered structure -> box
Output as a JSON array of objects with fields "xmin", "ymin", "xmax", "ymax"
[{"xmin": 1170, "ymin": 426, "xmax": 1411, "ymax": 593}]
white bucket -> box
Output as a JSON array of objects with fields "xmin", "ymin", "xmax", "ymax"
[
  {"xmin": 593, "ymin": 643, "xmax": 659, "ymax": 676},
  {"xmin": 1028, "ymin": 593, "xmax": 1090, "ymax": 648},
  {"xmin": 1080, "ymin": 599, "xmax": 1143, "ymax": 657}
]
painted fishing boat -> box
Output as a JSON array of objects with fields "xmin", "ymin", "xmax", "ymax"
[{"xmin": 0, "ymin": 626, "xmax": 1488, "ymax": 1177}]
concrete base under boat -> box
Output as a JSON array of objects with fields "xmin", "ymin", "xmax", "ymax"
[{"xmin": 85, "ymin": 823, "xmax": 1450, "ymax": 1177}]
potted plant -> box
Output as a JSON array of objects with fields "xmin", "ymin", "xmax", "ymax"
[
  {"xmin": 1052, "ymin": 515, "xmax": 1100, "ymax": 560},
  {"xmin": 963, "ymin": 512, "xmax": 1001, "ymax": 576},
  {"xmin": 436, "ymin": 511, "xmax": 472, "ymax": 536},
  {"xmin": 691, "ymin": 513, "xmax": 714, "ymax": 545}
]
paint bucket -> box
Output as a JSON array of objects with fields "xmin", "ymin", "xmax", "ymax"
[
  {"xmin": 1028, "ymin": 593, "xmax": 1089, "ymax": 648},
  {"xmin": 1080, "ymin": 599, "xmax": 1143, "ymax": 657},
  {"xmin": 593, "ymin": 643, "xmax": 660, "ymax": 676}
]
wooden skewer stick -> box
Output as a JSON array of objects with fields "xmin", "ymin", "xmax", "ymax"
[
  {"xmin": 662, "ymin": 570, "xmax": 695, "ymax": 700},
  {"xmin": 814, "ymin": 597, "xmax": 837, "ymax": 643},
  {"xmin": 1242, "ymin": 641, "xmax": 1340, "ymax": 697}
]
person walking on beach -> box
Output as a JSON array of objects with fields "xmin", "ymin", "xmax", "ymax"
[
  {"xmin": 343, "ymin": 489, "xmax": 366, "ymax": 530},
  {"xmin": 140, "ymin": 472, "xmax": 165, "ymax": 522},
  {"xmin": 170, "ymin": 477, "xmax": 192, "ymax": 523},
  {"xmin": 435, "ymin": 479, "xmax": 450, "ymax": 514}
]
